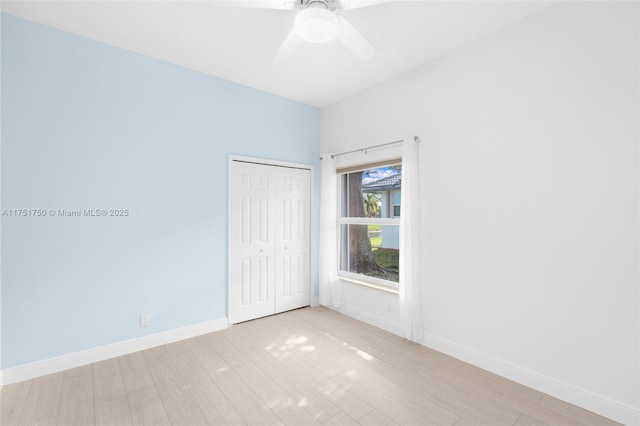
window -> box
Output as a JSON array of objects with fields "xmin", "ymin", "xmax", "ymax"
[
  {"xmin": 392, "ymin": 191, "xmax": 401, "ymax": 217},
  {"xmin": 338, "ymin": 162, "xmax": 401, "ymax": 289}
]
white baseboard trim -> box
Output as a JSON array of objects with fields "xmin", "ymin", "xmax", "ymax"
[
  {"xmin": 335, "ymin": 304, "xmax": 401, "ymax": 337},
  {"xmin": 2, "ymin": 317, "xmax": 229, "ymax": 386},
  {"xmin": 423, "ymin": 333, "xmax": 640, "ymax": 426}
]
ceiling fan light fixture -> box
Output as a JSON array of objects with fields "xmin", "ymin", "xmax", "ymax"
[
  {"xmin": 282, "ymin": 0, "xmax": 297, "ymax": 10},
  {"xmin": 294, "ymin": 7, "xmax": 339, "ymax": 43}
]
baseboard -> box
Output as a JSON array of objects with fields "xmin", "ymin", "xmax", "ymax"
[
  {"xmin": 2, "ymin": 317, "xmax": 229, "ymax": 386},
  {"xmin": 423, "ymin": 333, "xmax": 640, "ymax": 426},
  {"xmin": 311, "ymin": 296, "xmax": 320, "ymax": 307},
  {"xmin": 335, "ymin": 304, "xmax": 401, "ymax": 336}
]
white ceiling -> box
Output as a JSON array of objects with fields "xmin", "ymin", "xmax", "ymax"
[{"xmin": 1, "ymin": 0, "xmax": 554, "ymax": 107}]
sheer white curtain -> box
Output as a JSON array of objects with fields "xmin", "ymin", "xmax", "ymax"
[
  {"xmin": 399, "ymin": 137, "xmax": 424, "ymax": 342},
  {"xmin": 319, "ymin": 154, "xmax": 340, "ymax": 308}
]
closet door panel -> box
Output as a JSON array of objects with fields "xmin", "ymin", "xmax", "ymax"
[
  {"xmin": 229, "ymin": 159, "xmax": 311, "ymax": 324},
  {"xmin": 275, "ymin": 168, "xmax": 311, "ymax": 314},
  {"xmin": 229, "ymin": 162, "xmax": 276, "ymax": 324}
]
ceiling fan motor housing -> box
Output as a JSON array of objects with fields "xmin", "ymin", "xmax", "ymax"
[{"xmin": 295, "ymin": 1, "xmax": 340, "ymax": 43}]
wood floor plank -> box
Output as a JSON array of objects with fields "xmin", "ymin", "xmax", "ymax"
[
  {"xmin": 142, "ymin": 345, "xmax": 208, "ymax": 425},
  {"xmin": 429, "ymin": 363, "xmax": 585, "ymax": 426},
  {"xmin": 299, "ymin": 325, "xmax": 395, "ymax": 375},
  {"xmin": 19, "ymin": 372, "xmax": 63, "ymax": 426},
  {"xmin": 204, "ymin": 331, "xmax": 302, "ymax": 415},
  {"xmin": 267, "ymin": 314, "xmax": 460, "ymax": 425},
  {"xmin": 232, "ymin": 395, "xmax": 285, "ymax": 426},
  {"xmin": 295, "ymin": 306, "xmax": 442, "ymax": 373},
  {"xmin": 428, "ymin": 360, "xmax": 539, "ymax": 423},
  {"xmin": 382, "ymin": 365, "xmax": 512, "ymax": 425},
  {"xmin": 263, "ymin": 311, "xmax": 394, "ymax": 376},
  {"xmin": 119, "ymin": 352, "xmax": 161, "ymax": 406},
  {"xmin": 224, "ymin": 321, "xmax": 343, "ymax": 423},
  {"xmin": 334, "ymin": 371, "xmax": 459, "ymax": 425},
  {"xmin": 119, "ymin": 352, "xmax": 171, "ymax": 426},
  {"xmin": 358, "ymin": 409, "xmax": 400, "ymax": 426},
  {"xmin": 214, "ymin": 326, "xmax": 337, "ymax": 426},
  {"xmin": 538, "ymin": 395, "xmax": 619, "ymax": 425},
  {"xmin": 163, "ymin": 339, "xmax": 245, "ymax": 425},
  {"xmin": 0, "ymin": 307, "xmax": 620, "ymax": 426},
  {"xmin": 301, "ymin": 307, "xmax": 546, "ymax": 408},
  {"xmin": 323, "ymin": 412, "xmax": 361, "ymax": 426},
  {"xmin": 514, "ymin": 413, "xmax": 549, "ymax": 426},
  {"xmin": 93, "ymin": 358, "xmax": 133, "ymax": 426},
  {"xmin": 274, "ymin": 404, "xmax": 325, "ymax": 425},
  {"xmin": 187, "ymin": 334, "xmax": 255, "ymax": 403},
  {"xmin": 57, "ymin": 364, "xmax": 95, "ymax": 426},
  {"xmin": 267, "ymin": 345, "xmax": 374, "ymax": 421},
  {"xmin": 504, "ymin": 396, "xmax": 591, "ymax": 426},
  {"xmin": 301, "ymin": 307, "xmax": 546, "ymax": 410},
  {"xmin": 247, "ymin": 318, "xmax": 375, "ymax": 421},
  {"xmin": 0, "ymin": 379, "xmax": 32, "ymax": 426},
  {"xmin": 252, "ymin": 316, "xmax": 343, "ymax": 379},
  {"xmin": 127, "ymin": 398, "xmax": 172, "ymax": 426},
  {"xmin": 436, "ymin": 360, "xmax": 545, "ymax": 406}
]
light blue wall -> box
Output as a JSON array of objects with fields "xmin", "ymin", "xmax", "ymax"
[
  {"xmin": 1, "ymin": 14, "xmax": 320, "ymax": 369},
  {"xmin": 0, "ymin": 11, "xmax": 3, "ymax": 372}
]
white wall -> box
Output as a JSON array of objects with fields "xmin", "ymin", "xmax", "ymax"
[{"xmin": 322, "ymin": 2, "xmax": 639, "ymax": 423}]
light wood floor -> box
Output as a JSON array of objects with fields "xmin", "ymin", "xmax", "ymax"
[{"xmin": 1, "ymin": 307, "xmax": 618, "ymax": 426}]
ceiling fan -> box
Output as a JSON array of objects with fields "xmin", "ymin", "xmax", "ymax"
[{"xmin": 228, "ymin": 0, "xmax": 383, "ymax": 61}]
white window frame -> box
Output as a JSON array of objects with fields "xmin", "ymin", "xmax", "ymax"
[
  {"xmin": 337, "ymin": 162, "xmax": 401, "ymax": 292},
  {"xmin": 391, "ymin": 190, "xmax": 401, "ymax": 218}
]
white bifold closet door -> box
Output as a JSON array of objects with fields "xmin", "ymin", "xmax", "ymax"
[{"xmin": 229, "ymin": 159, "xmax": 311, "ymax": 324}]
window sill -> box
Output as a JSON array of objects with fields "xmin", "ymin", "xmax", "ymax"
[{"xmin": 337, "ymin": 272, "xmax": 399, "ymax": 295}]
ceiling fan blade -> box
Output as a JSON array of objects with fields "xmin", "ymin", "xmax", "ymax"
[
  {"xmin": 213, "ymin": 0, "xmax": 296, "ymax": 10},
  {"xmin": 337, "ymin": 15, "xmax": 376, "ymax": 60},
  {"xmin": 273, "ymin": 28, "xmax": 302, "ymax": 62},
  {"xmin": 336, "ymin": 0, "xmax": 393, "ymax": 11}
]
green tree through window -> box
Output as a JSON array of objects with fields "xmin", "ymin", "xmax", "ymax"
[{"xmin": 339, "ymin": 165, "xmax": 401, "ymax": 285}]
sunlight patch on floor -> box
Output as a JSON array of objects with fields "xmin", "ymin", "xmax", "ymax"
[
  {"xmin": 321, "ymin": 382, "xmax": 338, "ymax": 395},
  {"xmin": 286, "ymin": 335, "xmax": 308, "ymax": 345},
  {"xmin": 356, "ymin": 349, "xmax": 374, "ymax": 360},
  {"xmin": 297, "ymin": 397, "xmax": 309, "ymax": 408},
  {"xmin": 268, "ymin": 397, "xmax": 293, "ymax": 409}
]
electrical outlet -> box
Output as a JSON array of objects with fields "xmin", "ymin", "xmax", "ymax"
[{"xmin": 140, "ymin": 313, "xmax": 150, "ymax": 327}]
